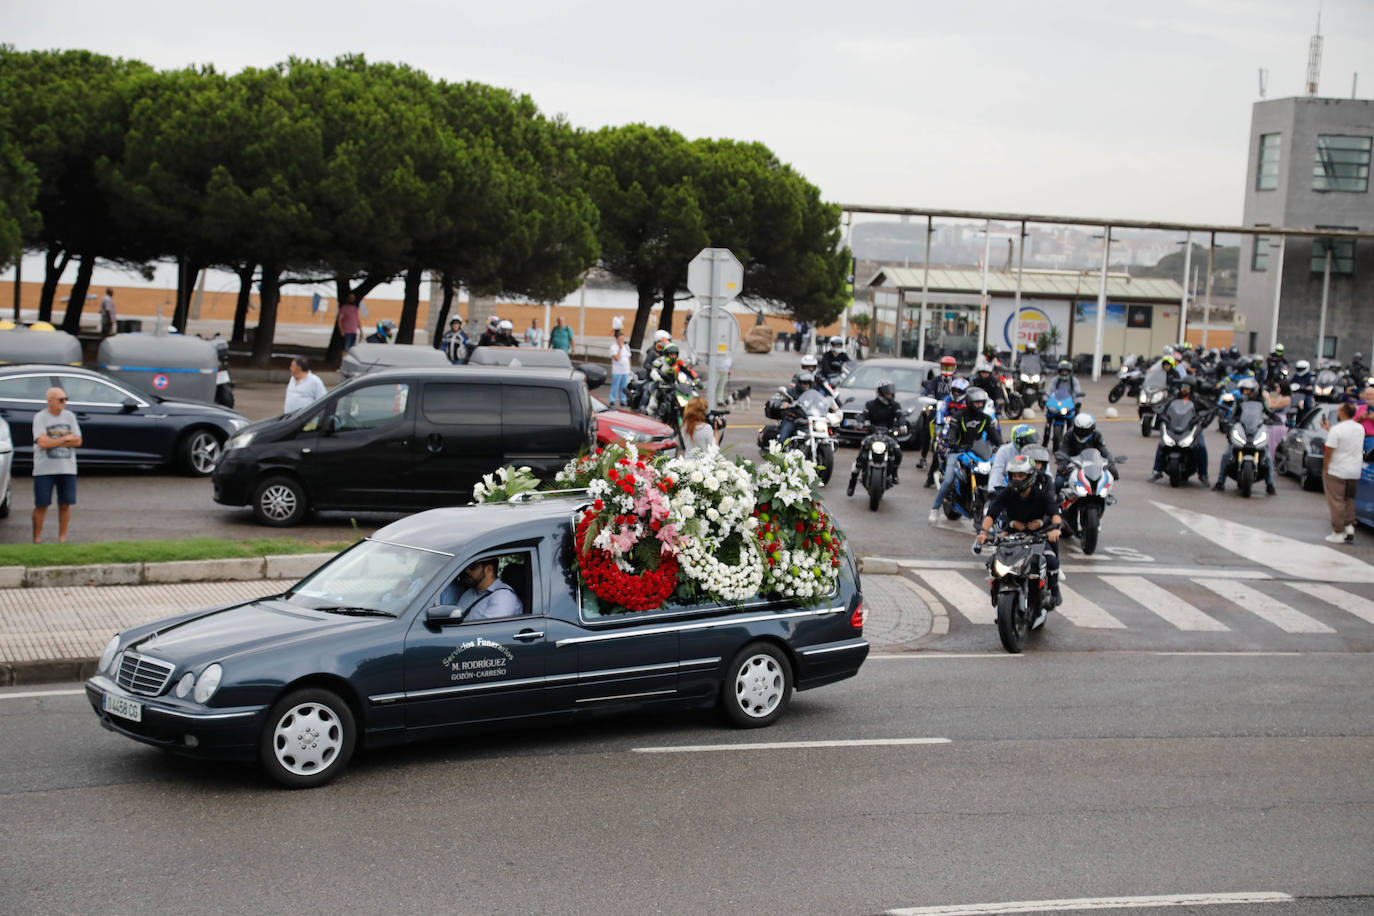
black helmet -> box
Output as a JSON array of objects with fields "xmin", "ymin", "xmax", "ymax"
[
  {"xmin": 876, "ymin": 380, "xmax": 895, "ymax": 400},
  {"xmin": 1057, "ymin": 359, "xmax": 1072, "ymax": 375},
  {"xmin": 1007, "ymin": 454, "xmax": 1036, "ymax": 492},
  {"xmin": 1228, "ymin": 345, "xmax": 1241, "ymax": 358},
  {"xmin": 793, "ymin": 370, "xmax": 814, "ymax": 390},
  {"xmin": 664, "ymin": 343, "xmax": 679, "ymax": 359}
]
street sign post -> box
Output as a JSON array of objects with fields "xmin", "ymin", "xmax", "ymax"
[{"xmin": 685, "ymin": 248, "xmax": 743, "ymax": 409}]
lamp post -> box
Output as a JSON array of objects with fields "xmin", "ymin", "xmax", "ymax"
[
  {"xmin": 919, "ymin": 217, "xmax": 933, "ymax": 361},
  {"xmin": 1177, "ymin": 234, "xmax": 1192, "ymax": 347}
]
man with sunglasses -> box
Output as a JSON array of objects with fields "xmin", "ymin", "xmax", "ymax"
[{"xmin": 32, "ymin": 386, "xmax": 82, "ymax": 543}]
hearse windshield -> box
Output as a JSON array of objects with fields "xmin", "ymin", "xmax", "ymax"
[{"xmin": 286, "ymin": 540, "xmax": 452, "ymax": 616}]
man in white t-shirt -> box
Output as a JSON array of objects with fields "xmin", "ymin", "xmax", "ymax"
[
  {"xmin": 284, "ymin": 357, "xmax": 328, "ymax": 413},
  {"xmin": 1321, "ymin": 401, "xmax": 1364, "ymax": 543},
  {"xmin": 32, "ymin": 387, "xmax": 83, "ymax": 543}
]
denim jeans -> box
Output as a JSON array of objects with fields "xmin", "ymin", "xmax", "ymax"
[
  {"xmin": 931, "ymin": 451, "xmax": 963, "ymax": 510},
  {"xmin": 609, "ymin": 372, "xmax": 629, "ymax": 406}
]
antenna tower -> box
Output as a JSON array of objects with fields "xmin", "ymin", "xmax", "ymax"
[{"xmin": 1305, "ymin": 10, "xmax": 1323, "ymax": 96}]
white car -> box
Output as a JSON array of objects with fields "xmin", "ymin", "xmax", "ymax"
[{"xmin": 0, "ymin": 417, "xmax": 12, "ymax": 518}]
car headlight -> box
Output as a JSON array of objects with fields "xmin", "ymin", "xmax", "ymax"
[
  {"xmin": 993, "ymin": 559, "xmax": 1015, "ymax": 577},
  {"xmin": 225, "ymin": 431, "xmax": 255, "ymax": 451},
  {"xmin": 871, "ymin": 440, "xmax": 887, "ymax": 455},
  {"xmin": 976, "ymin": 461, "xmax": 991, "ymax": 475},
  {"xmin": 1230, "ymin": 427, "xmax": 1246, "ymax": 446},
  {"xmin": 175, "ymin": 672, "xmax": 195, "ymax": 698},
  {"xmin": 608, "ymin": 426, "xmax": 649, "ymax": 443},
  {"xmin": 227, "ymin": 418, "xmax": 249, "ymax": 432},
  {"xmin": 98, "ymin": 635, "xmax": 120, "ymax": 674},
  {"xmin": 193, "ymin": 664, "xmax": 222, "ymax": 703}
]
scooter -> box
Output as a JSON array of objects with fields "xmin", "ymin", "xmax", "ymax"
[
  {"xmin": 939, "ymin": 438, "xmax": 994, "ymax": 524},
  {"xmin": 1222, "ymin": 400, "xmax": 1273, "ymax": 498},
  {"xmin": 848, "ymin": 424, "xmax": 905, "ymax": 511},
  {"xmin": 1056, "ymin": 448, "xmax": 1116, "ymax": 555},
  {"xmin": 758, "ymin": 388, "xmax": 841, "ymax": 484},
  {"xmin": 974, "ymin": 524, "xmax": 1059, "ymax": 654},
  {"xmin": 1158, "ymin": 399, "xmax": 1206, "ymax": 487},
  {"xmin": 1042, "ymin": 387, "xmax": 1079, "ymax": 451},
  {"xmin": 1137, "ymin": 362, "xmax": 1171, "ymax": 437},
  {"xmin": 1108, "ymin": 354, "xmax": 1143, "ymax": 404}
]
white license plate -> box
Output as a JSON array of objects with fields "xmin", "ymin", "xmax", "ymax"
[
  {"xmin": 215, "ymin": 370, "xmax": 231, "ymax": 384},
  {"xmin": 103, "ymin": 693, "xmax": 142, "ymax": 722}
]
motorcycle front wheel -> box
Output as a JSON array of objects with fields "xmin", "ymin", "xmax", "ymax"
[
  {"xmin": 1080, "ymin": 504, "xmax": 1100, "ymax": 555},
  {"xmin": 1005, "ymin": 394, "xmax": 1024, "ymax": 420},
  {"xmin": 1140, "ymin": 416, "xmax": 1153, "ymax": 437},
  {"xmin": 1166, "ymin": 454, "xmax": 1182, "ymax": 488},
  {"xmin": 1107, "ymin": 382, "xmax": 1125, "ymax": 403},
  {"xmin": 1237, "ymin": 463, "xmax": 1255, "ymax": 498},
  {"xmin": 996, "ymin": 590, "xmax": 1026, "ymax": 654},
  {"xmin": 866, "ymin": 464, "xmax": 885, "ymax": 511},
  {"xmin": 818, "ymin": 443, "xmax": 835, "ymax": 485}
]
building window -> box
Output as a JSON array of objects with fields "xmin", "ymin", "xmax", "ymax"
[
  {"xmin": 1323, "ymin": 336, "xmax": 1338, "ymax": 359},
  {"xmin": 1310, "ymin": 229, "xmax": 1356, "ymax": 275},
  {"xmin": 1312, "ymin": 135, "xmax": 1371, "ymax": 192},
  {"xmin": 1256, "ymin": 134, "xmax": 1282, "ymax": 190},
  {"xmin": 1252, "ymin": 232, "xmax": 1271, "ymax": 271}
]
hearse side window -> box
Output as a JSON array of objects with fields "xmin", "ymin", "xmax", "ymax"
[
  {"xmin": 503, "ymin": 385, "xmax": 572, "ymax": 450},
  {"xmin": 432, "ymin": 549, "xmax": 538, "ymax": 621},
  {"xmin": 332, "ymin": 383, "xmax": 409, "ymax": 432},
  {"xmin": 422, "ymin": 383, "xmax": 500, "ymax": 425}
]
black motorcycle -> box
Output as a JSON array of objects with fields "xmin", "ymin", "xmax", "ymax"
[
  {"xmin": 1157, "ymin": 398, "xmax": 1207, "ymax": 488},
  {"xmin": 848, "ymin": 424, "xmax": 905, "ymax": 511},
  {"xmin": 1137, "ymin": 362, "xmax": 1171, "ymax": 436},
  {"xmin": 974, "ymin": 525, "xmax": 1059, "ymax": 654},
  {"xmin": 1108, "ymin": 354, "xmax": 1143, "ymax": 404},
  {"xmin": 1014, "ymin": 355, "xmax": 1045, "ymax": 409}
]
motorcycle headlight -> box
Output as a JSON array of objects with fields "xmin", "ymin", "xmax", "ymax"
[
  {"xmin": 1179, "ymin": 430, "xmax": 1196, "ymax": 448},
  {"xmin": 812, "ymin": 420, "xmax": 829, "ymax": 435},
  {"xmin": 1162, "ymin": 430, "xmax": 1177, "ymax": 446},
  {"xmin": 1150, "ymin": 391, "xmax": 1165, "ymax": 404},
  {"xmin": 1075, "ymin": 484, "xmax": 1088, "ymax": 496},
  {"xmin": 871, "ymin": 440, "xmax": 887, "ymax": 455},
  {"xmin": 224, "ymin": 431, "xmax": 255, "ymax": 451},
  {"xmin": 193, "ymin": 663, "xmax": 223, "ymax": 704},
  {"xmin": 993, "ymin": 559, "xmax": 1016, "ymax": 577},
  {"xmin": 976, "ymin": 461, "xmax": 990, "ymax": 475},
  {"xmin": 1316, "ymin": 386, "xmax": 1332, "ymax": 396},
  {"xmin": 828, "ymin": 410, "xmax": 842, "ymax": 425},
  {"xmin": 98, "ymin": 635, "xmax": 120, "ymax": 674},
  {"xmin": 1138, "ymin": 393, "xmax": 1148, "ymax": 404},
  {"xmin": 1230, "ymin": 426, "xmax": 1247, "ymax": 446},
  {"xmin": 1030, "ymin": 374, "xmax": 1041, "ymax": 383},
  {"xmin": 608, "ymin": 425, "xmax": 649, "ymax": 443},
  {"xmin": 1060, "ymin": 407, "xmax": 1070, "ymax": 415},
  {"xmin": 1019, "ymin": 374, "xmax": 1031, "ymax": 383},
  {"xmin": 1221, "ymin": 392, "xmax": 1234, "ymax": 403}
]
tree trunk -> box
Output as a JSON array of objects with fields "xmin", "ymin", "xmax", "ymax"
[
  {"xmin": 172, "ymin": 256, "xmax": 202, "ymax": 334},
  {"xmin": 629, "ymin": 283, "xmax": 658, "ymax": 351},
  {"xmin": 397, "ymin": 263, "xmax": 422, "ymax": 345},
  {"xmin": 231, "ymin": 264, "xmax": 254, "ymax": 343},
  {"xmin": 61, "ymin": 253, "xmax": 95, "ymax": 334},
  {"xmin": 658, "ymin": 286, "xmax": 675, "ymax": 335},
  {"xmin": 39, "ymin": 247, "xmax": 70, "ymax": 323},
  {"xmin": 250, "ymin": 264, "xmax": 280, "ymax": 367},
  {"xmin": 428, "ymin": 271, "xmax": 456, "ymax": 351}
]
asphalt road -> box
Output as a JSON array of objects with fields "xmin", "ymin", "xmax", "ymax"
[{"xmin": 3, "ymin": 653, "xmax": 1370, "ymax": 915}]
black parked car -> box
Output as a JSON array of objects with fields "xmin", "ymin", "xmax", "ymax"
[
  {"xmin": 833, "ymin": 358, "xmax": 938, "ymax": 448},
  {"xmin": 1276, "ymin": 403, "xmax": 1342, "ymax": 492},
  {"xmin": 0, "ymin": 364, "xmax": 250, "ymax": 476},
  {"xmin": 213, "ymin": 367, "xmax": 597, "ymax": 525},
  {"xmin": 85, "ymin": 497, "xmax": 870, "ymax": 787}
]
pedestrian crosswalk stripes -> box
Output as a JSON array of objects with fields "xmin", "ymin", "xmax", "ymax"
[
  {"xmin": 1195, "ymin": 578, "xmax": 1335, "ymax": 634},
  {"xmin": 901, "ymin": 568, "xmax": 1374, "ymax": 636},
  {"xmin": 1100, "ymin": 575, "xmax": 1230, "ymax": 631}
]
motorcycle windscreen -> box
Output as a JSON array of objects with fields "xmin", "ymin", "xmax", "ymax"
[
  {"xmin": 1143, "ymin": 365, "xmax": 1169, "ymax": 389},
  {"xmin": 971, "ymin": 438, "xmax": 994, "ymax": 460},
  {"xmin": 1164, "ymin": 399, "xmax": 1197, "ymax": 433},
  {"xmin": 1075, "ymin": 447, "xmax": 1104, "ymax": 481},
  {"xmin": 795, "ymin": 389, "xmax": 832, "ymax": 416},
  {"xmin": 1236, "ymin": 400, "xmax": 1267, "ymax": 435}
]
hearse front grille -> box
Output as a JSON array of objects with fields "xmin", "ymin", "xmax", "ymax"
[{"xmin": 116, "ymin": 652, "xmax": 174, "ymax": 697}]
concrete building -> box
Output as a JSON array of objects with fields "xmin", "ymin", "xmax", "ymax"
[{"xmin": 1236, "ymin": 96, "xmax": 1374, "ymax": 363}]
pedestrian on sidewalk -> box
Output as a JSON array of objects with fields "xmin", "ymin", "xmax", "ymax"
[
  {"xmin": 609, "ymin": 329, "xmax": 632, "ymax": 406},
  {"xmin": 550, "ymin": 316, "xmax": 573, "ymax": 353},
  {"xmin": 32, "ymin": 386, "xmax": 82, "ymax": 543},
  {"xmin": 337, "ymin": 294, "xmax": 361, "ymax": 351},
  {"xmin": 98, "ymin": 288, "xmax": 117, "ymax": 336},
  {"xmin": 284, "ymin": 357, "xmax": 327, "ymax": 414},
  {"xmin": 524, "ymin": 319, "xmax": 544, "ymax": 348},
  {"xmin": 1321, "ymin": 401, "xmax": 1363, "ymax": 544}
]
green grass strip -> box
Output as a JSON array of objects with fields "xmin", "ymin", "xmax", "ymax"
[{"xmin": 0, "ymin": 537, "xmax": 353, "ymax": 568}]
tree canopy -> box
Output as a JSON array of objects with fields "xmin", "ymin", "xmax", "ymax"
[{"xmin": 0, "ymin": 48, "xmax": 845, "ymax": 361}]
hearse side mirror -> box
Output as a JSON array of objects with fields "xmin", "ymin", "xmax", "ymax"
[{"xmin": 425, "ymin": 605, "xmax": 464, "ymax": 626}]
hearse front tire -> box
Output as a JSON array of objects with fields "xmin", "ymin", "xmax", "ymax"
[
  {"xmin": 259, "ymin": 687, "xmax": 356, "ymax": 789},
  {"xmin": 722, "ymin": 642, "xmax": 793, "ymax": 728}
]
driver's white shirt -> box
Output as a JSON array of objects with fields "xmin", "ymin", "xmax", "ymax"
[{"xmin": 464, "ymin": 580, "xmax": 524, "ymax": 621}]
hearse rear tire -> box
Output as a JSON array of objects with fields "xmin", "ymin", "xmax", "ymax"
[
  {"xmin": 260, "ymin": 687, "xmax": 356, "ymax": 789},
  {"xmin": 722, "ymin": 643, "xmax": 793, "ymax": 728}
]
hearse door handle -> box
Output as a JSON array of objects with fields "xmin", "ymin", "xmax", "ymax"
[
  {"xmin": 513, "ymin": 629, "xmax": 543, "ymax": 642},
  {"xmin": 427, "ymin": 433, "xmax": 444, "ymax": 454}
]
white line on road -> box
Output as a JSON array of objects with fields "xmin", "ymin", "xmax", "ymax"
[
  {"xmin": 915, "ymin": 571, "xmax": 995, "ymax": 625},
  {"xmin": 1195, "ymin": 578, "xmax": 1336, "ymax": 633},
  {"xmin": 0, "ymin": 688, "xmax": 85, "ymax": 700},
  {"xmin": 1284, "ymin": 581, "xmax": 1374, "ymax": 626},
  {"xmin": 869, "ymin": 653, "xmax": 1022, "ymax": 659},
  {"xmin": 886, "ymin": 890, "xmax": 1293, "ymax": 915},
  {"xmin": 1056, "ymin": 584, "xmax": 1126, "ymax": 629},
  {"xmin": 885, "ymin": 558, "xmax": 1274, "ymax": 579},
  {"xmin": 633, "ymin": 738, "xmax": 951, "ymax": 753},
  {"xmin": 1099, "ymin": 575, "xmax": 1230, "ymax": 631}
]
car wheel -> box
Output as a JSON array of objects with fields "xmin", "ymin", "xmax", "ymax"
[
  {"xmin": 722, "ymin": 643, "xmax": 793, "ymax": 728},
  {"xmin": 1301, "ymin": 467, "xmax": 1323, "ymax": 492},
  {"xmin": 259, "ymin": 687, "xmax": 356, "ymax": 789},
  {"xmin": 179, "ymin": 429, "xmax": 225, "ymax": 476},
  {"xmin": 253, "ymin": 475, "xmax": 308, "ymax": 526}
]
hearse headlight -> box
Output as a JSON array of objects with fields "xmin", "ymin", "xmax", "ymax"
[
  {"xmin": 193, "ymin": 664, "xmax": 223, "ymax": 704},
  {"xmin": 175, "ymin": 672, "xmax": 196, "ymax": 698},
  {"xmin": 98, "ymin": 636, "xmax": 120, "ymax": 674}
]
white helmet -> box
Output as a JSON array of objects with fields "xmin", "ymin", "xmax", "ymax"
[
  {"xmin": 830, "ymin": 335, "xmax": 844, "ymax": 348},
  {"xmin": 800, "ymin": 354, "xmax": 818, "ymax": 370},
  {"xmin": 653, "ymin": 329, "xmax": 671, "ymax": 343},
  {"xmin": 500, "ymin": 319, "xmax": 513, "ymax": 331},
  {"xmin": 1295, "ymin": 359, "xmax": 1310, "ymax": 373}
]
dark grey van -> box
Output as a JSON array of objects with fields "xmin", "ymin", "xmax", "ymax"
[{"xmin": 211, "ymin": 367, "xmax": 596, "ymax": 525}]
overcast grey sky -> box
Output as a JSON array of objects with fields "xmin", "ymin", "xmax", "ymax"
[{"xmin": 4, "ymin": 0, "xmax": 1371, "ymax": 226}]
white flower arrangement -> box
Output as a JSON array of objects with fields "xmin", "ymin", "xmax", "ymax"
[
  {"xmin": 472, "ymin": 465, "xmax": 539, "ymax": 503},
  {"xmin": 753, "ymin": 440, "xmax": 822, "ymax": 509},
  {"xmin": 663, "ymin": 448, "xmax": 763, "ymax": 602}
]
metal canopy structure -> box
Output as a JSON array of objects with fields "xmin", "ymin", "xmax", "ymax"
[
  {"xmin": 841, "ymin": 203, "xmax": 1374, "ymax": 379},
  {"xmin": 866, "ymin": 267, "xmax": 1183, "ymax": 302}
]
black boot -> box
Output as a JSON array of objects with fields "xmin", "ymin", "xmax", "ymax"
[
  {"xmin": 846, "ymin": 474, "xmax": 857, "ymax": 497},
  {"xmin": 1213, "ymin": 480, "xmax": 1224, "ymax": 491}
]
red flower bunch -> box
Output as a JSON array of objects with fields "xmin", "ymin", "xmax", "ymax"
[{"xmin": 575, "ymin": 511, "xmax": 679, "ymax": 612}]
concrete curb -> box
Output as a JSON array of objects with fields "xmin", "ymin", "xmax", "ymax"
[
  {"xmin": 858, "ymin": 556, "xmax": 900, "ymax": 575},
  {"xmin": 10, "ymin": 553, "xmax": 335, "ymax": 589}
]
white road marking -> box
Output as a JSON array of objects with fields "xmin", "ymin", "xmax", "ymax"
[
  {"xmin": 1196, "ymin": 578, "xmax": 1336, "ymax": 633},
  {"xmin": 1055, "ymin": 585, "xmax": 1126, "ymax": 629},
  {"xmin": 1285, "ymin": 581, "xmax": 1374, "ymax": 626},
  {"xmin": 886, "ymin": 891, "xmax": 1293, "ymax": 915},
  {"xmin": 633, "ymin": 738, "xmax": 951, "ymax": 753},
  {"xmin": 869, "ymin": 653, "xmax": 1022, "ymax": 659},
  {"xmin": 0, "ymin": 688, "xmax": 84, "ymax": 700},
  {"xmin": 1099, "ymin": 575, "xmax": 1229, "ymax": 631},
  {"xmin": 1153, "ymin": 499, "xmax": 1374, "ymax": 583},
  {"xmin": 915, "ymin": 571, "xmax": 995, "ymax": 625},
  {"xmin": 1065, "ymin": 565, "xmax": 1270, "ymax": 579}
]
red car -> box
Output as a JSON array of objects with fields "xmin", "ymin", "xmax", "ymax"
[{"xmin": 592, "ymin": 396, "xmax": 677, "ymax": 455}]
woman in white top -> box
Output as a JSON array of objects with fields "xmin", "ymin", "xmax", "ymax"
[
  {"xmin": 608, "ymin": 329, "xmax": 633, "ymax": 406},
  {"xmin": 682, "ymin": 396, "xmax": 716, "ymax": 452}
]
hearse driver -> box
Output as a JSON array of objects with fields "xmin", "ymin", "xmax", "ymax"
[{"xmin": 443, "ymin": 557, "xmax": 524, "ymax": 621}]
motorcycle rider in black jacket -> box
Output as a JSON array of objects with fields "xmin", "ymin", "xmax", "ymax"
[
  {"xmin": 1054, "ymin": 412, "xmax": 1119, "ymax": 490},
  {"xmin": 848, "ymin": 380, "xmax": 907, "ymax": 491},
  {"xmin": 928, "ymin": 387, "xmax": 1002, "ymax": 524},
  {"xmin": 977, "ymin": 454, "xmax": 1063, "ymax": 606}
]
